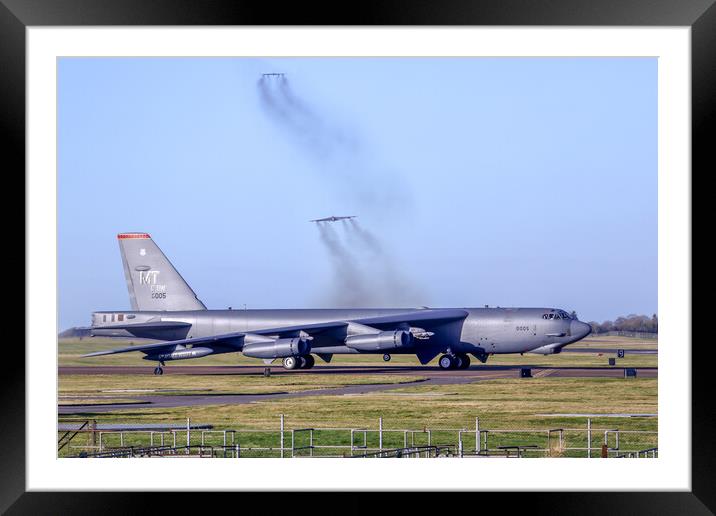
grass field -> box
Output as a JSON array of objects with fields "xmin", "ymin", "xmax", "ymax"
[
  {"xmin": 59, "ymin": 373, "xmax": 426, "ymax": 396},
  {"xmin": 57, "ymin": 335, "xmax": 658, "ymax": 457},
  {"xmin": 58, "ymin": 375, "xmax": 657, "ymax": 458}
]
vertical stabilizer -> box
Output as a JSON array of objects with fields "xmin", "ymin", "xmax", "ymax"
[{"xmin": 117, "ymin": 233, "xmax": 206, "ymax": 311}]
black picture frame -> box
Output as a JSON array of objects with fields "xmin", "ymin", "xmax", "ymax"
[{"xmin": 5, "ymin": 0, "xmax": 708, "ymax": 513}]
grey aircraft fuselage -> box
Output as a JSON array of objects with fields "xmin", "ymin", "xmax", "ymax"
[
  {"xmin": 91, "ymin": 307, "xmax": 590, "ymax": 357},
  {"xmin": 85, "ymin": 233, "xmax": 592, "ymax": 370}
]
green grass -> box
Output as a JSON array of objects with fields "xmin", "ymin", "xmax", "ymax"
[
  {"xmin": 57, "ymin": 336, "xmax": 658, "ymax": 457},
  {"xmin": 58, "ymin": 376, "xmax": 657, "ymax": 458},
  {"xmin": 59, "ymin": 373, "xmax": 425, "ymax": 396}
]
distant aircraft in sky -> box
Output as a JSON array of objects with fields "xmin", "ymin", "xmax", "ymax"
[
  {"xmin": 81, "ymin": 233, "xmax": 592, "ymax": 374},
  {"xmin": 310, "ymin": 215, "xmax": 357, "ymax": 223},
  {"xmin": 262, "ymin": 73, "xmax": 285, "ymax": 78}
]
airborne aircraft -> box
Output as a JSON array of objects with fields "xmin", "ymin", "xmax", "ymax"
[
  {"xmin": 309, "ymin": 215, "xmax": 357, "ymax": 223},
  {"xmin": 83, "ymin": 233, "xmax": 592, "ymax": 375}
]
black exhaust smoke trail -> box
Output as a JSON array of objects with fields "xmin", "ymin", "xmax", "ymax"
[
  {"xmin": 258, "ymin": 74, "xmax": 423, "ymax": 306},
  {"xmin": 316, "ymin": 222, "xmax": 372, "ymax": 306},
  {"xmin": 257, "ymin": 76, "xmax": 351, "ymax": 161},
  {"xmin": 342, "ymin": 219, "xmax": 425, "ymax": 306},
  {"xmin": 347, "ymin": 218, "xmax": 382, "ymax": 254}
]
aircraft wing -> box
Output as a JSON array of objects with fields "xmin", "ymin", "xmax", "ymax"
[
  {"xmin": 90, "ymin": 320, "xmax": 192, "ymax": 340},
  {"xmin": 354, "ymin": 308, "xmax": 468, "ymax": 329},
  {"xmin": 82, "ymin": 309, "xmax": 467, "ymax": 362},
  {"xmin": 82, "ymin": 339, "xmax": 207, "ymax": 357}
]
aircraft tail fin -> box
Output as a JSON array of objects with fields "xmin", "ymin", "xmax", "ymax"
[{"xmin": 117, "ymin": 233, "xmax": 207, "ymax": 311}]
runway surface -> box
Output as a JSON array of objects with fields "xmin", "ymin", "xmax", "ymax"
[
  {"xmin": 58, "ymin": 364, "xmax": 657, "ymax": 415},
  {"xmin": 562, "ymin": 348, "xmax": 657, "ymax": 355},
  {"xmin": 59, "ymin": 364, "xmax": 657, "ymax": 377}
]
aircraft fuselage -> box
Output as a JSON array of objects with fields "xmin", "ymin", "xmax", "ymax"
[{"xmin": 92, "ymin": 306, "xmax": 591, "ymax": 357}]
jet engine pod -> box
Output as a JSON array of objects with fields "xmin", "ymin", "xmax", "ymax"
[
  {"xmin": 345, "ymin": 330, "xmax": 413, "ymax": 352},
  {"xmin": 242, "ymin": 338, "xmax": 311, "ymax": 359}
]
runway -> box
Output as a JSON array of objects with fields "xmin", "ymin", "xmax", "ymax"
[
  {"xmin": 58, "ymin": 364, "xmax": 657, "ymax": 415},
  {"xmin": 562, "ymin": 348, "xmax": 657, "ymax": 355},
  {"xmin": 59, "ymin": 364, "xmax": 657, "ymax": 378}
]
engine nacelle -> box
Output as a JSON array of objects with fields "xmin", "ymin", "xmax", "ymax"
[
  {"xmin": 143, "ymin": 346, "xmax": 214, "ymax": 362},
  {"xmin": 345, "ymin": 330, "xmax": 413, "ymax": 352},
  {"xmin": 242, "ymin": 338, "xmax": 310, "ymax": 359}
]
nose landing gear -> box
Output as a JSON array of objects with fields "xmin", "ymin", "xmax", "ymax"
[
  {"xmin": 438, "ymin": 353, "xmax": 471, "ymax": 370},
  {"xmin": 153, "ymin": 362, "xmax": 165, "ymax": 375},
  {"xmin": 382, "ymin": 353, "xmax": 391, "ymax": 362}
]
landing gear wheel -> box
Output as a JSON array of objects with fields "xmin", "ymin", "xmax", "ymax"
[
  {"xmin": 283, "ymin": 356, "xmax": 300, "ymax": 370},
  {"xmin": 438, "ymin": 354, "xmax": 455, "ymax": 370},
  {"xmin": 301, "ymin": 355, "xmax": 315, "ymax": 369},
  {"xmin": 453, "ymin": 355, "xmax": 464, "ymax": 369},
  {"xmin": 457, "ymin": 354, "xmax": 471, "ymax": 369},
  {"xmin": 153, "ymin": 366, "xmax": 163, "ymax": 376},
  {"xmin": 383, "ymin": 354, "xmax": 391, "ymax": 362}
]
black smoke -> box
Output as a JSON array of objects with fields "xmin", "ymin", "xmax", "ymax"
[{"xmin": 257, "ymin": 73, "xmax": 424, "ymax": 307}]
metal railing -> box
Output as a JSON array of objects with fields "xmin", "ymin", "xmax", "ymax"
[
  {"xmin": 350, "ymin": 445, "xmax": 456, "ymax": 458},
  {"xmin": 60, "ymin": 414, "xmax": 657, "ymax": 459}
]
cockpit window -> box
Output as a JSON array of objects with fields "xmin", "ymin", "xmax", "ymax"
[{"xmin": 545, "ymin": 311, "xmax": 572, "ymax": 320}]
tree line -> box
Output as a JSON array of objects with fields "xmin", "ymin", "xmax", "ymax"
[{"xmin": 587, "ymin": 314, "xmax": 658, "ymax": 334}]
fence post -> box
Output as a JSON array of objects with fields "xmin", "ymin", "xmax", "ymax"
[
  {"xmin": 379, "ymin": 417, "xmax": 383, "ymax": 452},
  {"xmin": 186, "ymin": 418, "xmax": 191, "ymax": 455},
  {"xmin": 280, "ymin": 414, "xmax": 285, "ymax": 458},
  {"xmin": 90, "ymin": 420, "xmax": 97, "ymax": 450},
  {"xmin": 475, "ymin": 417, "xmax": 480, "ymax": 453}
]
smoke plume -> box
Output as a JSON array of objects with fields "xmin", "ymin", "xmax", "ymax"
[
  {"xmin": 257, "ymin": 75, "xmax": 409, "ymax": 210},
  {"xmin": 313, "ymin": 220, "xmax": 425, "ymax": 307},
  {"xmin": 257, "ymin": 73, "xmax": 425, "ymax": 307}
]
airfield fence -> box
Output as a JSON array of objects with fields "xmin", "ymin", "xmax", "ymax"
[{"xmin": 59, "ymin": 414, "xmax": 657, "ymax": 459}]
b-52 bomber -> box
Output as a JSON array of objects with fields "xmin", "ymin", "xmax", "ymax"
[
  {"xmin": 83, "ymin": 233, "xmax": 591, "ymax": 374},
  {"xmin": 309, "ymin": 215, "xmax": 357, "ymax": 223}
]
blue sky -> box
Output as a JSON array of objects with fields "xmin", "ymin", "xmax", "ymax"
[{"xmin": 58, "ymin": 57, "xmax": 657, "ymax": 329}]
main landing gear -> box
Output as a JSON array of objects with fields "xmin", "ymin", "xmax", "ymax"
[
  {"xmin": 438, "ymin": 353, "xmax": 471, "ymax": 370},
  {"xmin": 153, "ymin": 363, "xmax": 165, "ymax": 375},
  {"xmin": 282, "ymin": 355, "xmax": 315, "ymax": 370}
]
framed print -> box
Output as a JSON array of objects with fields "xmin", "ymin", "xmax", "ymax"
[{"xmin": 5, "ymin": 0, "xmax": 709, "ymax": 513}]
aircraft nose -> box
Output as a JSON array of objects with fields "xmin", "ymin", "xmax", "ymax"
[{"xmin": 570, "ymin": 320, "xmax": 592, "ymax": 339}]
